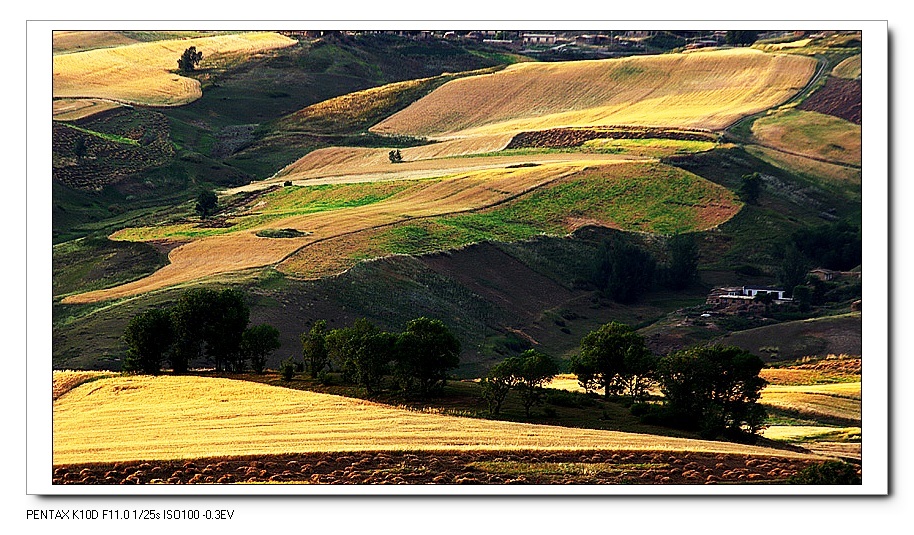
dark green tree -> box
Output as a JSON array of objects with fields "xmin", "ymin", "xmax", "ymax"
[
  {"xmin": 169, "ymin": 288, "xmax": 215, "ymax": 373},
  {"xmin": 595, "ymin": 236, "xmax": 656, "ymax": 304},
  {"xmin": 791, "ymin": 284, "xmax": 813, "ymax": 312},
  {"xmin": 394, "ymin": 317, "xmax": 461, "ymax": 398},
  {"xmin": 195, "ymin": 189, "xmax": 218, "ymax": 219},
  {"xmin": 738, "ymin": 172, "xmax": 762, "ymax": 205},
  {"xmin": 787, "ymin": 460, "xmax": 861, "ymax": 485},
  {"xmin": 571, "ymin": 322, "xmax": 653, "ymax": 400},
  {"xmin": 659, "ymin": 233, "xmax": 699, "ymax": 290},
  {"xmin": 513, "ymin": 349, "xmax": 559, "ymax": 417},
  {"xmin": 326, "ymin": 318, "xmax": 395, "ymax": 394},
  {"xmin": 725, "ymin": 31, "xmax": 759, "ymax": 46},
  {"xmin": 301, "ymin": 320, "xmax": 329, "ymax": 378},
  {"xmin": 208, "ymin": 288, "xmax": 250, "ymax": 372},
  {"xmin": 388, "ymin": 149, "xmax": 403, "ymax": 163},
  {"xmin": 279, "ymin": 357, "xmax": 298, "ymax": 381},
  {"xmin": 479, "ymin": 355, "xmax": 524, "ymax": 415},
  {"xmin": 177, "ymin": 46, "xmax": 203, "ymax": 72},
  {"xmin": 241, "ymin": 324, "xmax": 282, "ymax": 374},
  {"xmin": 169, "ymin": 288, "xmax": 249, "ymax": 372},
  {"xmin": 657, "ymin": 345, "xmax": 767, "ymax": 439},
  {"xmin": 123, "ymin": 308, "xmax": 174, "ymax": 374},
  {"xmin": 779, "ymin": 241, "xmax": 810, "ymax": 296}
]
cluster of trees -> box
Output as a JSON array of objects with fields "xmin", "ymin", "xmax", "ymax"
[
  {"xmin": 177, "ymin": 46, "xmax": 203, "ymax": 73},
  {"xmin": 572, "ymin": 322, "xmax": 767, "ymax": 439},
  {"xmin": 593, "ymin": 234, "xmax": 699, "ymax": 304},
  {"xmin": 480, "ymin": 349, "xmax": 559, "ymax": 417},
  {"xmin": 482, "ymin": 321, "xmax": 768, "ymax": 440},
  {"xmin": 123, "ymin": 288, "xmax": 281, "ymax": 375},
  {"xmin": 299, "ymin": 317, "xmax": 461, "ymax": 398}
]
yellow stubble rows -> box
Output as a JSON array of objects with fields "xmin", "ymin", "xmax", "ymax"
[
  {"xmin": 52, "ymin": 32, "xmax": 296, "ymax": 106},
  {"xmin": 63, "ymin": 160, "xmax": 612, "ymax": 304},
  {"xmin": 53, "ymin": 375, "xmax": 816, "ymax": 465},
  {"xmin": 370, "ymin": 49, "xmax": 816, "ymax": 139}
]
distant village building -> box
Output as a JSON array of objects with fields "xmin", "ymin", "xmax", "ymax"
[
  {"xmin": 706, "ymin": 286, "xmax": 792, "ymax": 310},
  {"xmin": 809, "ymin": 268, "xmax": 862, "ymax": 282},
  {"xmin": 523, "ymin": 33, "xmax": 557, "ymax": 45}
]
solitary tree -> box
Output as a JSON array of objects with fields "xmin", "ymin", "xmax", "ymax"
[
  {"xmin": 123, "ymin": 308, "xmax": 174, "ymax": 374},
  {"xmin": 241, "ymin": 324, "xmax": 282, "ymax": 373},
  {"xmin": 657, "ymin": 345, "xmax": 767, "ymax": 439},
  {"xmin": 388, "ymin": 149, "xmax": 403, "ymax": 163},
  {"xmin": 738, "ymin": 172, "xmax": 762, "ymax": 205},
  {"xmin": 177, "ymin": 46, "xmax": 203, "ymax": 72},
  {"xmin": 394, "ymin": 317, "xmax": 461, "ymax": 398},
  {"xmin": 195, "ymin": 189, "xmax": 218, "ymax": 219}
]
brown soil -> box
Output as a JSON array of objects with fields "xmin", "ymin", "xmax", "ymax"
[
  {"xmin": 798, "ymin": 77, "xmax": 861, "ymax": 124},
  {"xmin": 52, "ymin": 449, "xmax": 838, "ymax": 485},
  {"xmin": 506, "ymin": 127, "xmax": 717, "ymax": 149}
]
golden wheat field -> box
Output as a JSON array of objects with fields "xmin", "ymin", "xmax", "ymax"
[
  {"xmin": 760, "ymin": 382, "xmax": 862, "ymax": 424},
  {"xmin": 52, "ymin": 31, "xmax": 139, "ymax": 54},
  {"xmin": 52, "ymin": 32, "xmax": 296, "ymax": 106},
  {"xmin": 52, "ymin": 374, "xmax": 817, "ymax": 465},
  {"xmin": 370, "ymin": 49, "xmax": 816, "ymax": 139}
]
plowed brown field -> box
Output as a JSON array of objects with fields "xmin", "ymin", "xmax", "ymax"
[
  {"xmin": 53, "ymin": 450, "xmax": 827, "ymax": 485},
  {"xmin": 371, "ymin": 49, "xmax": 815, "ymax": 139}
]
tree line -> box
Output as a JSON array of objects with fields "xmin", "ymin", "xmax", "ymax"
[
  {"xmin": 480, "ymin": 321, "xmax": 768, "ymax": 441},
  {"xmin": 123, "ymin": 288, "xmax": 280, "ymax": 375},
  {"xmin": 295, "ymin": 316, "xmax": 461, "ymax": 399},
  {"xmin": 593, "ymin": 233, "xmax": 699, "ymax": 305}
]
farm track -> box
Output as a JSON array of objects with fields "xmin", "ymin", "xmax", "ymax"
[{"xmin": 52, "ymin": 449, "xmax": 831, "ymax": 485}]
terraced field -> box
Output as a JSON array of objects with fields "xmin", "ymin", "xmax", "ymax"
[
  {"xmin": 53, "ymin": 374, "xmax": 817, "ymax": 467},
  {"xmin": 53, "ymin": 32, "xmax": 296, "ymax": 106},
  {"xmin": 63, "ymin": 160, "xmax": 740, "ymax": 303},
  {"xmin": 371, "ymin": 48, "xmax": 816, "ymax": 138}
]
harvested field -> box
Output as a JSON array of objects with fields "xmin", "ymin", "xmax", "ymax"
[
  {"xmin": 53, "ymin": 449, "xmax": 828, "ymax": 485},
  {"xmin": 797, "ymin": 77, "xmax": 862, "ymax": 124},
  {"xmin": 53, "ymin": 374, "xmax": 817, "ymax": 467},
  {"xmin": 53, "ymin": 31, "xmax": 139, "ymax": 54},
  {"xmin": 52, "ymin": 370, "xmax": 116, "ymax": 401},
  {"xmin": 761, "ymin": 382, "xmax": 861, "ymax": 426},
  {"xmin": 751, "ymin": 109, "xmax": 860, "ymax": 167},
  {"xmin": 371, "ymin": 49, "xmax": 816, "ymax": 138},
  {"xmin": 53, "ymin": 32, "xmax": 296, "ymax": 106},
  {"xmin": 761, "ymin": 356, "xmax": 861, "ymax": 385},
  {"xmin": 831, "ymin": 55, "xmax": 861, "ymax": 79},
  {"xmin": 52, "ymin": 98, "xmax": 122, "ymax": 121}
]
